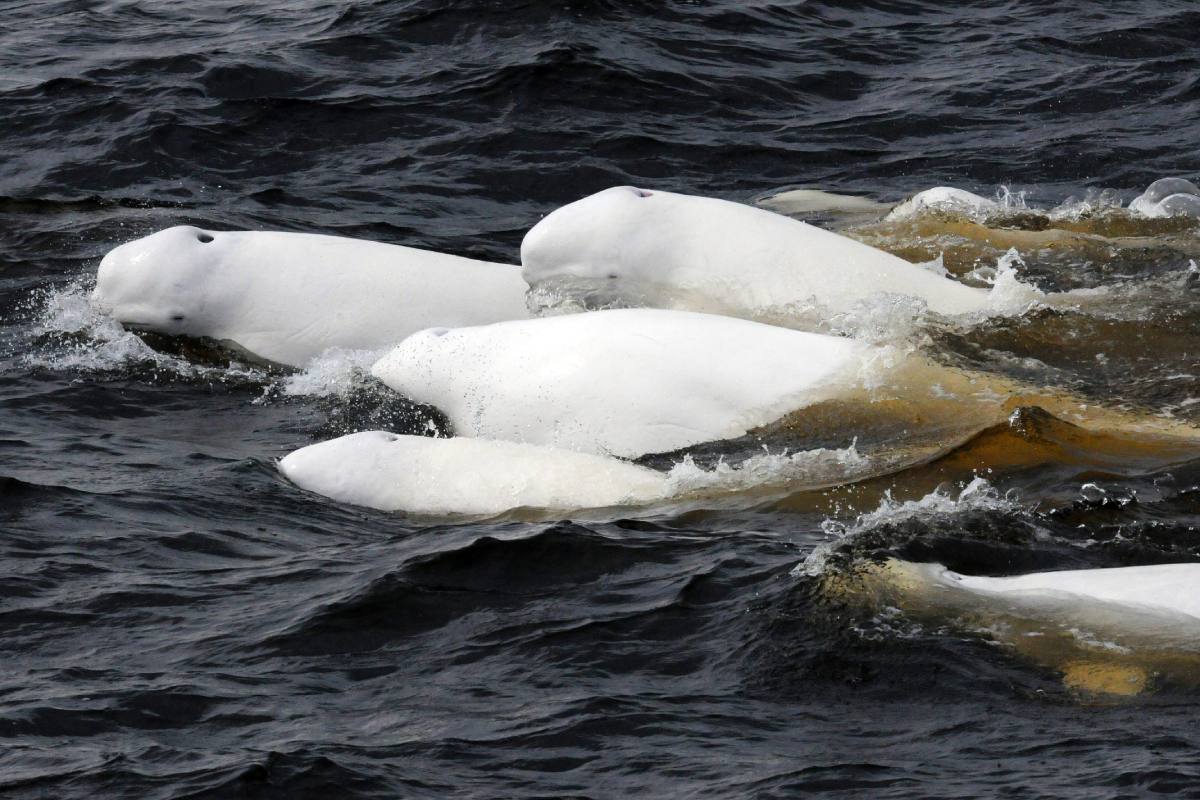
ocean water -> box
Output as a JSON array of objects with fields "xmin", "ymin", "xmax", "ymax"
[{"xmin": 3, "ymin": 1, "xmax": 1200, "ymax": 797}]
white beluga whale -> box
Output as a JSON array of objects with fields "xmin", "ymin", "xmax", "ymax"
[
  {"xmin": 279, "ymin": 430, "xmax": 875, "ymax": 517},
  {"xmin": 900, "ymin": 560, "xmax": 1200, "ymax": 621},
  {"xmin": 882, "ymin": 186, "xmax": 1001, "ymax": 221},
  {"xmin": 279, "ymin": 431, "xmax": 671, "ymax": 516},
  {"xmin": 520, "ymin": 186, "xmax": 995, "ymax": 321},
  {"xmin": 371, "ymin": 308, "xmax": 877, "ymax": 459},
  {"xmin": 754, "ymin": 186, "xmax": 1002, "ymax": 222},
  {"xmin": 92, "ymin": 225, "xmax": 530, "ymax": 368},
  {"xmin": 1128, "ymin": 177, "xmax": 1200, "ymax": 219},
  {"xmin": 755, "ymin": 188, "xmax": 892, "ymax": 219},
  {"xmin": 828, "ymin": 558, "xmax": 1200, "ymax": 695}
]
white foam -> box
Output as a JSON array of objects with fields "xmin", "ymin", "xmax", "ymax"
[
  {"xmin": 663, "ymin": 441, "xmax": 869, "ymax": 496},
  {"xmin": 1047, "ymin": 187, "xmax": 1124, "ymax": 221},
  {"xmin": 794, "ymin": 478, "xmax": 1021, "ymax": 577},
  {"xmin": 26, "ymin": 280, "xmax": 265, "ymax": 380},
  {"xmin": 275, "ymin": 347, "xmax": 388, "ymax": 398}
]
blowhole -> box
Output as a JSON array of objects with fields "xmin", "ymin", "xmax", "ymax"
[
  {"xmin": 630, "ymin": 188, "xmax": 653, "ymax": 198},
  {"xmin": 197, "ymin": 233, "xmax": 214, "ymax": 243},
  {"xmin": 170, "ymin": 314, "xmax": 186, "ymax": 322}
]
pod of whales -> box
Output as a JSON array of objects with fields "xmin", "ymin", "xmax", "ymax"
[
  {"xmin": 96, "ymin": 186, "xmax": 1200, "ymax": 696},
  {"xmin": 92, "ymin": 225, "xmax": 530, "ymax": 368},
  {"xmin": 520, "ymin": 186, "xmax": 994, "ymax": 319},
  {"xmin": 279, "ymin": 431, "xmax": 669, "ymax": 515},
  {"xmin": 765, "ymin": 179, "xmax": 1200, "ymax": 223},
  {"xmin": 370, "ymin": 308, "xmax": 874, "ymax": 458}
]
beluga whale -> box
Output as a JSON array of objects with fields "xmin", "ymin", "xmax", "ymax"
[
  {"xmin": 519, "ymin": 186, "xmax": 1000, "ymax": 323},
  {"xmin": 279, "ymin": 431, "xmax": 672, "ymax": 517},
  {"xmin": 370, "ymin": 308, "xmax": 878, "ymax": 459},
  {"xmin": 92, "ymin": 225, "xmax": 531, "ymax": 369},
  {"xmin": 1128, "ymin": 177, "xmax": 1200, "ymax": 219},
  {"xmin": 827, "ymin": 558, "xmax": 1200, "ymax": 696}
]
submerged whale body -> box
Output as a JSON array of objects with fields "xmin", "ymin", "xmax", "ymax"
[
  {"xmin": 93, "ymin": 225, "xmax": 531, "ymax": 368},
  {"xmin": 279, "ymin": 431, "xmax": 669, "ymax": 515},
  {"xmin": 832, "ymin": 558, "xmax": 1200, "ymax": 694},
  {"xmin": 520, "ymin": 186, "xmax": 993, "ymax": 319},
  {"xmin": 371, "ymin": 308, "xmax": 875, "ymax": 459}
]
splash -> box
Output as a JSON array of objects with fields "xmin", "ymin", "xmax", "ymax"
[
  {"xmin": 664, "ymin": 441, "xmax": 868, "ymax": 497},
  {"xmin": 986, "ymin": 248, "xmax": 1046, "ymax": 315},
  {"xmin": 25, "ymin": 280, "xmax": 264, "ymax": 382},
  {"xmin": 273, "ymin": 347, "xmax": 388, "ymax": 399},
  {"xmin": 794, "ymin": 477, "xmax": 1021, "ymax": 577},
  {"xmin": 1047, "ymin": 187, "xmax": 1124, "ymax": 222}
]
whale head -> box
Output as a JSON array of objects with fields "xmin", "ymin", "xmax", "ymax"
[
  {"xmin": 520, "ymin": 186, "xmax": 693, "ymax": 296},
  {"xmin": 1129, "ymin": 177, "xmax": 1200, "ymax": 219},
  {"xmin": 92, "ymin": 225, "xmax": 241, "ymax": 337}
]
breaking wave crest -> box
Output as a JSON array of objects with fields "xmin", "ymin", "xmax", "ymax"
[{"xmin": 794, "ymin": 478, "xmax": 1023, "ymax": 578}]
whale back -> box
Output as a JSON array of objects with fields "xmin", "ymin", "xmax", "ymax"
[
  {"xmin": 279, "ymin": 431, "xmax": 670, "ymax": 516},
  {"xmin": 520, "ymin": 186, "xmax": 990, "ymax": 317},
  {"xmin": 952, "ymin": 562, "xmax": 1200, "ymax": 620},
  {"xmin": 370, "ymin": 308, "xmax": 873, "ymax": 458},
  {"xmin": 93, "ymin": 226, "xmax": 530, "ymax": 367}
]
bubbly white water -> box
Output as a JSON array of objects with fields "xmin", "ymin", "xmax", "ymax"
[
  {"xmin": 274, "ymin": 347, "xmax": 390, "ymax": 398},
  {"xmin": 794, "ymin": 477, "xmax": 1025, "ymax": 577},
  {"xmin": 27, "ymin": 280, "xmax": 265, "ymax": 381}
]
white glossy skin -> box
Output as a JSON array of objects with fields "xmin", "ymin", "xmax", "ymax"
[
  {"xmin": 371, "ymin": 308, "xmax": 875, "ymax": 458},
  {"xmin": 93, "ymin": 226, "xmax": 531, "ymax": 368},
  {"xmin": 520, "ymin": 186, "xmax": 990, "ymax": 317},
  {"xmin": 757, "ymin": 188, "xmax": 891, "ymax": 217},
  {"xmin": 1128, "ymin": 177, "xmax": 1200, "ymax": 219},
  {"xmin": 944, "ymin": 562, "xmax": 1200, "ymax": 620},
  {"xmin": 279, "ymin": 431, "xmax": 669, "ymax": 515},
  {"xmin": 883, "ymin": 186, "xmax": 999, "ymax": 221}
]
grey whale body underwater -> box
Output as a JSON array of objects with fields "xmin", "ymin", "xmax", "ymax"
[{"xmin": 6, "ymin": 1, "xmax": 1200, "ymax": 797}]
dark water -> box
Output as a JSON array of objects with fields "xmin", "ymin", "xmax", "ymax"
[{"xmin": 4, "ymin": 1, "xmax": 1200, "ymax": 797}]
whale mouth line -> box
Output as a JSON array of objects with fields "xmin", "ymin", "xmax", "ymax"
[{"xmin": 120, "ymin": 327, "xmax": 292, "ymax": 372}]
